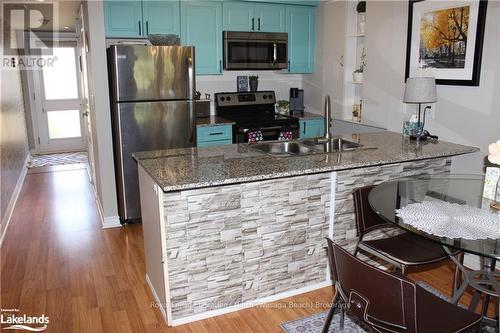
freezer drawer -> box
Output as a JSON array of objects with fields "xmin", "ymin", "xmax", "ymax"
[{"xmin": 113, "ymin": 100, "xmax": 195, "ymax": 222}]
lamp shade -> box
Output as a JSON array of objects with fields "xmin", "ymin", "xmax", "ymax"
[{"xmin": 403, "ymin": 77, "xmax": 437, "ymax": 103}]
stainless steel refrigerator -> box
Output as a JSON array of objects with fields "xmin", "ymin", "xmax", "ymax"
[{"xmin": 108, "ymin": 45, "xmax": 196, "ymax": 223}]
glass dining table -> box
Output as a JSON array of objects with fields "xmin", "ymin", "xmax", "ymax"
[{"xmin": 368, "ymin": 174, "xmax": 499, "ymax": 328}]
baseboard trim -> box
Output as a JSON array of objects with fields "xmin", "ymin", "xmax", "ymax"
[
  {"xmin": 90, "ymin": 182, "xmax": 122, "ymax": 229},
  {"xmin": 102, "ymin": 215, "xmax": 121, "ymax": 229},
  {"xmin": 170, "ymin": 281, "xmax": 331, "ymax": 326},
  {"xmin": 0, "ymin": 154, "xmax": 30, "ymax": 246},
  {"xmin": 146, "ymin": 274, "xmax": 169, "ymax": 324}
]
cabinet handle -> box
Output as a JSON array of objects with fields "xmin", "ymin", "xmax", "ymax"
[
  {"xmin": 219, "ymin": 60, "xmax": 222, "ymax": 73},
  {"xmin": 209, "ymin": 132, "xmax": 224, "ymax": 136},
  {"xmin": 252, "ymin": 18, "xmax": 255, "ymax": 31},
  {"xmin": 303, "ymin": 122, "xmax": 306, "ymax": 135},
  {"xmin": 146, "ymin": 21, "xmax": 149, "ymax": 35},
  {"xmin": 258, "ymin": 18, "xmax": 261, "ymax": 31},
  {"xmin": 288, "ymin": 60, "xmax": 291, "ymax": 72},
  {"xmin": 138, "ymin": 21, "xmax": 142, "ymax": 35}
]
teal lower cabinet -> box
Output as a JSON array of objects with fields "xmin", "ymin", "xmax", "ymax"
[
  {"xmin": 197, "ymin": 125, "xmax": 233, "ymax": 147},
  {"xmin": 181, "ymin": 1, "xmax": 223, "ymax": 75},
  {"xmin": 299, "ymin": 118, "xmax": 325, "ymax": 139}
]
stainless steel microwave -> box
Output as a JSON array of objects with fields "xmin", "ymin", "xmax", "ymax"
[{"xmin": 223, "ymin": 31, "xmax": 288, "ymax": 70}]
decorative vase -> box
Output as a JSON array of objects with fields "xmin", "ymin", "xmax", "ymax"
[
  {"xmin": 249, "ymin": 79, "xmax": 258, "ymax": 92},
  {"xmin": 353, "ymin": 72, "xmax": 364, "ymax": 83},
  {"xmin": 357, "ymin": 13, "xmax": 366, "ymax": 35}
]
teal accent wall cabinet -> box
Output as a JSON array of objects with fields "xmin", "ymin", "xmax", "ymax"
[
  {"xmin": 143, "ymin": 1, "xmax": 180, "ymax": 36},
  {"xmin": 286, "ymin": 5, "xmax": 316, "ymax": 74},
  {"xmin": 104, "ymin": 0, "xmax": 180, "ymax": 38},
  {"xmin": 181, "ymin": 1, "xmax": 223, "ymax": 75},
  {"xmin": 104, "ymin": 0, "xmax": 143, "ymax": 38},
  {"xmin": 223, "ymin": 2, "xmax": 285, "ymax": 32},
  {"xmin": 197, "ymin": 125, "xmax": 233, "ymax": 147},
  {"xmin": 299, "ymin": 119, "xmax": 324, "ymax": 139}
]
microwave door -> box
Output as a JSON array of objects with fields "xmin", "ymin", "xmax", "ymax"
[{"xmin": 224, "ymin": 40, "xmax": 287, "ymax": 70}]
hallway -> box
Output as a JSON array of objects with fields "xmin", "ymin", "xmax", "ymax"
[{"xmin": 0, "ymin": 168, "xmax": 162, "ymax": 332}]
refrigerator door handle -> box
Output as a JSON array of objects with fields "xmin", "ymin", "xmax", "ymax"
[{"xmin": 187, "ymin": 56, "xmax": 194, "ymax": 100}]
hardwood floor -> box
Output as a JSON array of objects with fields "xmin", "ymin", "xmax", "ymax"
[{"xmin": 1, "ymin": 168, "xmax": 497, "ymax": 332}]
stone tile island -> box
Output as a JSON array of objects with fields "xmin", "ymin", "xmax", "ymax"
[{"xmin": 133, "ymin": 131, "xmax": 478, "ymax": 326}]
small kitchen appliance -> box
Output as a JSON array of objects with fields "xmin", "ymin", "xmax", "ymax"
[
  {"xmin": 289, "ymin": 88, "xmax": 304, "ymax": 113},
  {"xmin": 215, "ymin": 91, "xmax": 299, "ymax": 143}
]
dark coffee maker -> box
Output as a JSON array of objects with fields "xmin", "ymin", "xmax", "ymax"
[{"xmin": 289, "ymin": 88, "xmax": 304, "ymax": 113}]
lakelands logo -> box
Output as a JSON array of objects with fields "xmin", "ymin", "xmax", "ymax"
[
  {"xmin": 1, "ymin": 1, "xmax": 58, "ymax": 70},
  {"xmin": 0, "ymin": 310, "xmax": 49, "ymax": 331}
]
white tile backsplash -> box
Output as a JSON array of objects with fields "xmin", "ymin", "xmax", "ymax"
[{"xmin": 196, "ymin": 71, "xmax": 303, "ymax": 114}]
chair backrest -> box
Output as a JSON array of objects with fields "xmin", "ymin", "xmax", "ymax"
[
  {"xmin": 326, "ymin": 238, "xmax": 417, "ymax": 333},
  {"xmin": 353, "ymin": 185, "xmax": 390, "ymax": 236}
]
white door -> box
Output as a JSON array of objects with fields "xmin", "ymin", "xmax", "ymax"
[
  {"xmin": 76, "ymin": 4, "xmax": 96, "ymax": 184},
  {"xmin": 35, "ymin": 43, "xmax": 86, "ymax": 153}
]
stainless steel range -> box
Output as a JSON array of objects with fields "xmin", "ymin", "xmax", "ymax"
[{"xmin": 215, "ymin": 91, "xmax": 299, "ymax": 143}]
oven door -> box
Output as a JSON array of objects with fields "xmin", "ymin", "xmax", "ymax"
[
  {"xmin": 224, "ymin": 33, "xmax": 288, "ymax": 70},
  {"xmin": 236, "ymin": 124, "xmax": 299, "ymax": 143}
]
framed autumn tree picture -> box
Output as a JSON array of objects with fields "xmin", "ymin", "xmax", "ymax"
[{"xmin": 405, "ymin": 0, "xmax": 488, "ymax": 86}]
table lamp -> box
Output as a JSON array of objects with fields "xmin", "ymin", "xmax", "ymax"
[{"xmin": 403, "ymin": 77, "xmax": 437, "ymax": 141}]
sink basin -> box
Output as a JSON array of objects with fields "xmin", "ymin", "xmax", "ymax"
[
  {"xmin": 249, "ymin": 141, "xmax": 318, "ymax": 156},
  {"xmin": 302, "ymin": 137, "xmax": 364, "ymax": 153}
]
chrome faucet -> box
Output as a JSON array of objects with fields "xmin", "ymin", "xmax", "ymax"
[{"xmin": 324, "ymin": 95, "xmax": 332, "ymax": 140}]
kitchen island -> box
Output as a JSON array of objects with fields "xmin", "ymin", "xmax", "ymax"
[{"xmin": 134, "ymin": 132, "xmax": 478, "ymax": 326}]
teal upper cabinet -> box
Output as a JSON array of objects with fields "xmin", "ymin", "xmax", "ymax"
[
  {"xmin": 255, "ymin": 4, "xmax": 285, "ymax": 33},
  {"xmin": 223, "ymin": 2, "xmax": 255, "ymax": 31},
  {"xmin": 104, "ymin": 0, "xmax": 143, "ymax": 38},
  {"xmin": 286, "ymin": 5, "xmax": 316, "ymax": 74},
  {"xmin": 104, "ymin": 0, "xmax": 180, "ymax": 38},
  {"xmin": 181, "ymin": 2, "xmax": 222, "ymax": 75},
  {"xmin": 143, "ymin": 1, "xmax": 180, "ymax": 36},
  {"xmin": 223, "ymin": 2, "xmax": 285, "ymax": 32}
]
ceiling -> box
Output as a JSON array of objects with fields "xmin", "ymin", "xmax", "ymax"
[{"xmin": 6, "ymin": 0, "xmax": 81, "ymax": 32}]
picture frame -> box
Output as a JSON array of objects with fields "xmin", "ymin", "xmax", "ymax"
[
  {"xmin": 237, "ymin": 76, "xmax": 249, "ymax": 92},
  {"xmin": 405, "ymin": 0, "xmax": 488, "ymax": 86}
]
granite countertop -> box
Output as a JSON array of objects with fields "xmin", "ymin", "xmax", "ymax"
[
  {"xmin": 134, "ymin": 131, "xmax": 479, "ymax": 192},
  {"xmin": 196, "ymin": 116, "xmax": 235, "ymax": 127}
]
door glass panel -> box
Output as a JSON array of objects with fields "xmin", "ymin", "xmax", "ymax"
[
  {"xmin": 47, "ymin": 110, "xmax": 82, "ymax": 139},
  {"xmin": 42, "ymin": 47, "xmax": 79, "ymax": 100}
]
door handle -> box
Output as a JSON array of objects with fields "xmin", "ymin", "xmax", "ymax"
[
  {"xmin": 273, "ymin": 43, "xmax": 277, "ymax": 65},
  {"xmin": 258, "ymin": 18, "xmax": 261, "ymax": 31},
  {"xmin": 138, "ymin": 21, "xmax": 142, "ymax": 35},
  {"xmin": 251, "ymin": 18, "xmax": 255, "ymax": 31}
]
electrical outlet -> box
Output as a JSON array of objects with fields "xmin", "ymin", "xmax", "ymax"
[{"xmin": 425, "ymin": 103, "xmax": 436, "ymax": 119}]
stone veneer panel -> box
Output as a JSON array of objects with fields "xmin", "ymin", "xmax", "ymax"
[
  {"xmin": 163, "ymin": 173, "xmax": 332, "ymax": 320},
  {"xmin": 162, "ymin": 157, "xmax": 451, "ymax": 321}
]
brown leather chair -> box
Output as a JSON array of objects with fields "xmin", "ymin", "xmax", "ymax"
[
  {"xmin": 353, "ymin": 185, "xmax": 459, "ymax": 274},
  {"xmin": 323, "ymin": 238, "xmax": 482, "ymax": 333}
]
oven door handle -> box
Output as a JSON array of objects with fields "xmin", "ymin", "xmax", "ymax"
[{"xmin": 238, "ymin": 125, "xmax": 298, "ymax": 134}]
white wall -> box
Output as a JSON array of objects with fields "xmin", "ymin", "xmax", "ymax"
[
  {"xmin": 362, "ymin": 1, "xmax": 500, "ymax": 174},
  {"xmin": 83, "ymin": 0, "xmax": 120, "ymax": 226}
]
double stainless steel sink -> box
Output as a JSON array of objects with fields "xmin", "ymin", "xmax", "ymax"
[{"xmin": 249, "ymin": 137, "xmax": 370, "ymax": 156}]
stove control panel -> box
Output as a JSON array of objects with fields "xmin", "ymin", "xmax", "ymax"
[{"xmin": 215, "ymin": 91, "xmax": 276, "ymax": 107}]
